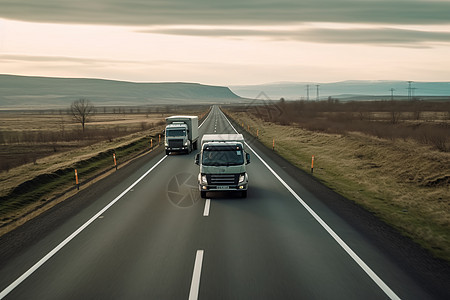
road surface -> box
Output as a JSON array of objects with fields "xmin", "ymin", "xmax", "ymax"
[{"xmin": 0, "ymin": 105, "xmax": 448, "ymax": 299}]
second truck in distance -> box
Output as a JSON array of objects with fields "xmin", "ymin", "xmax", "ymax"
[{"xmin": 165, "ymin": 116, "xmax": 199, "ymax": 155}]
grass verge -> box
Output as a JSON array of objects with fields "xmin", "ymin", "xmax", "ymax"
[
  {"xmin": 224, "ymin": 109, "xmax": 450, "ymax": 262},
  {"xmin": 0, "ymin": 129, "xmax": 163, "ymax": 234}
]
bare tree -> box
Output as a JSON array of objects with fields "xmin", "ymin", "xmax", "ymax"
[{"xmin": 71, "ymin": 98, "xmax": 94, "ymax": 132}]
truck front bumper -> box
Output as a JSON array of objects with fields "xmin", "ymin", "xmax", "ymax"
[
  {"xmin": 198, "ymin": 183, "xmax": 248, "ymax": 192},
  {"xmin": 165, "ymin": 146, "xmax": 188, "ymax": 151},
  {"xmin": 198, "ymin": 173, "xmax": 248, "ymax": 192}
]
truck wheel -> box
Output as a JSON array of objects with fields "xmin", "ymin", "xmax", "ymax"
[
  {"xmin": 166, "ymin": 150, "xmax": 170, "ymax": 155},
  {"xmin": 200, "ymin": 191, "xmax": 207, "ymax": 198},
  {"xmin": 241, "ymin": 190, "xmax": 247, "ymax": 198}
]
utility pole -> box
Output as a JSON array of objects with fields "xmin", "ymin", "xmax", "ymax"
[
  {"xmin": 316, "ymin": 84, "xmax": 320, "ymax": 101},
  {"xmin": 390, "ymin": 88, "xmax": 395, "ymax": 100},
  {"xmin": 306, "ymin": 85, "xmax": 310, "ymax": 100},
  {"xmin": 407, "ymin": 81, "xmax": 413, "ymax": 100}
]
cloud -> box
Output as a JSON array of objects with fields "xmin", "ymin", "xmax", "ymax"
[
  {"xmin": 0, "ymin": 54, "xmax": 207, "ymax": 68},
  {"xmin": 0, "ymin": 54, "xmax": 103, "ymax": 64},
  {"xmin": 0, "ymin": 0, "xmax": 450, "ymax": 26},
  {"xmin": 140, "ymin": 26, "xmax": 450, "ymax": 47},
  {"xmin": 304, "ymin": 28, "xmax": 450, "ymax": 47}
]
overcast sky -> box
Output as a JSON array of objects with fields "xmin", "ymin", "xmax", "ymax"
[{"xmin": 0, "ymin": 0, "xmax": 449, "ymax": 85}]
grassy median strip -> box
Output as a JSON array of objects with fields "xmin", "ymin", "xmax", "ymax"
[{"xmin": 224, "ymin": 109, "xmax": 449, "ymax": 262}]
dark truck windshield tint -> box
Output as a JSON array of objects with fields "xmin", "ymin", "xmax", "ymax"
[
  {"xmin": 166, "ymin": 129, "xmax": 186, "ymax": 137},
  {"xmin": 202, "ymin": 146, "xmax": 244, "ymax": 166}
]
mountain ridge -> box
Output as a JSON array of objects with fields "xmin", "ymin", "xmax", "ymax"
[{"xmin": 0, "ymin": 74, "xmax": 242, "ymax": 109}]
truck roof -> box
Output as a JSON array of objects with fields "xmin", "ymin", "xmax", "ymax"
[
  {"xmin": 166, "ymin": 123, "xmax": 187, "ymax": 128},
  {"xmin": 165, "ymin": 115, "xmax": 198, "ymax": 121},
  {"xmin": 201, "ymin": 134, "xmax": 244, "ymax": 144}
]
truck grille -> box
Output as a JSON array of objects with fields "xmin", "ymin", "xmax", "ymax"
[
  {"xmin": 168, "ymin": 139, "xmax": 184, "ymax": 148},
  {"xmin": 207, "ymin": 174, "xmax": 239, "ymax": 185}
]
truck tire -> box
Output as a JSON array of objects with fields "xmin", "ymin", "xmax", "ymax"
[
  {"xmin": 166, "ymin": 150, "xmax": 170, "ymax": 155},
  {"xmin": 241, "ymin": 190, "xmax": 247, "ymax": 198},
  {"xmin": 200, "ymin": 191, "xmax": 207, "ymax": 198}
]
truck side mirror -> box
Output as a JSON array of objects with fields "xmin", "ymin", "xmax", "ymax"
[
  {"xmin": 195, "ymin": 153, "xmax": 200, "ymax": 165},
  {"xmin": 246, "ymin": 153, "xmax": 250, "ymax": 164}
]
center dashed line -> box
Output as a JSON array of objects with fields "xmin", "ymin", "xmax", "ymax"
[
  {"xmin": 188, "ymin": 250, "xmax": 204, "ymax": 300},
  {"xmin": 203, "ymin": 199, "xmax": 211, "ymax": 217}
]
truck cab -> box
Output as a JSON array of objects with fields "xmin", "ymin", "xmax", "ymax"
[
  {"xmin": 195, "ymin": 134, "xmax": 250, "ymax": 198},
  {"xmin": 165, "ymin": 116, "xmax": 199, "ymax": 155}
]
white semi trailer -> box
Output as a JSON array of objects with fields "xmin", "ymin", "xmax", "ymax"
[
  {"xmin": 165, "ymin": 116, "xmax": 199, "ymax": 155},
  {"xmin": 195, "ymin": 134, "xmax": 250, "ymax": 198}
]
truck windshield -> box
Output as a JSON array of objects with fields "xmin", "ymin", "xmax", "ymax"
[
  {"xmin": 202, "ymin": 147, "xmax": 244, "ymax": 166},
  {"xmin": 166, "ymin": 129, "xmax": 186, "ymax": 137}
]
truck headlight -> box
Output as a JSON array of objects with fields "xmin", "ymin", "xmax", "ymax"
[
  {"xmin": 238, "ymin": 173, "xmax": 246, "ymax": 183},
  {"xmin": 200, "ymin": 174, "xmax": 208, "ymax": 184},
  {"xmin": 184, "ymin": 141, "xmax": 188, "ymax": 146}
]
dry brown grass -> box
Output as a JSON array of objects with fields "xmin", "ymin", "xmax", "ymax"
[
  {"xmin": 0, "ymin": 110, "xmax": 171, "ymax": 172},
  {"xmin": 240, "ymin": 100, "xmax": 450, "ymax": 152},
  {"xmin": 0, "ymin": 128, "xmax": 161, "ymax": 197},
  {"xmin": 225, "ymin": 109, "xmax": 450, "ymax": 261}
]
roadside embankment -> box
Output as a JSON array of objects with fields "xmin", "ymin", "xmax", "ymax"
[
  {"xmin": 0, "ymin": 127, "xmax": 165, "ymax": 235},
  {"xmin": 223, "ymin": 109, "xmax": 449, "ymax": 262}
]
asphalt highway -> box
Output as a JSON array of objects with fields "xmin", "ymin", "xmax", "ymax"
[{"xmin": 0, "ymin": 106, "xmax": 448, "ymax": 299}]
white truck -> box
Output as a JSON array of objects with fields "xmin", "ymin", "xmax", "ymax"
[
  {"xmin": 165, "ymin": 116, "xmax": 199, "ymax": 155},
  {"xmin": 195, "ymin": 134, "xmax": 250, "ymax": 198}
]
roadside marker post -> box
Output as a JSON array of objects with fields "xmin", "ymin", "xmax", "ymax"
[
  {"xmin": 113, "ymin": 153, "xmax": 117, "ymax": 170},
  {"xmin": 311, "ymin": 155, "xmax": 315, "ymax": 174},
  {"xmin": 247, "ymin": 125, "xmax": 250, "ymax": 131},
  {"xmin": 273, "ymin": 139, "xmax": 275, "ymax": 151},
  {"xmin": 151, "ymin": 138, "xmax": 153, "ymax": 149},
  {"xmin": 257, "ymin": 129, "xmax": 259, "ymax": 138},
  {"xmin": 75, "ymin": 169, "xmax": 79, "ymax": 190},
  {"xmin": 159, "ymin": 134, "xmax": 161, "ymax": 144}
]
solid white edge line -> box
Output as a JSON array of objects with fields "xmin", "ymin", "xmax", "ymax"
[
  {"xmin": 188, "ymin": 250, "xmax": 204, "ymax": 300},
  {"xmin": 198, "ymin": 106, "xmax": 213, "ymax": 128},
  {"xmin": 0, "ymin": 155, "xmax": 168, "ymax": 299},
  {"xmin": 203, "ymin": 199, "xmax": 211, "ymax": 217},
  {"xmin": 218, "ymin": 108, "xmax": 401, "ymax": 300}
]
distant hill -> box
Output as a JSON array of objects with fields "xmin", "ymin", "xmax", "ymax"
[
  {"xmin": 230, "ymin": 80, "xmax": 450, "ymax": 100},
  {"xmin": 0, "ymin": 75, "xmax": 243, "ymax": 109}
]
